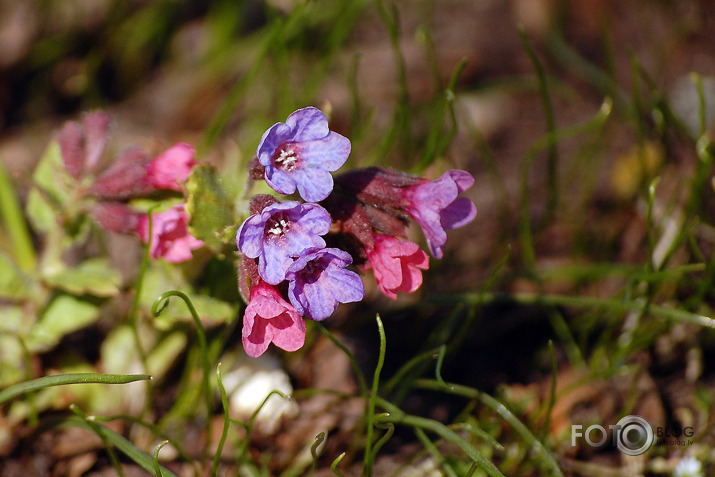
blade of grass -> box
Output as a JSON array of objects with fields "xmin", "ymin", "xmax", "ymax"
[
  {"xmin": 0, "ymin": 373, "xmax": 150, "ymax": 406},
  {"xmin": 519, "ymin": 26, "xmax": 559, "ymax": 226},
  {"xmin": 413, "ymin": 380, "xmax": 563, "ymax": 477},
  {"xmin": 314, "ymin": 321, "xmax": 368, "ymax": 396},
  {"xmin": 152, "ymin": 290, "xmax": 212, "ymax": 445},
  {"xmin": 153, "ymin": 440, "xmax": 169, "ymax": 477},
  {"xmin": 416, "ymin": 57, "xmax": 468, "ymax": 173},
  {"xmin": 331, "ymin": 452, "xmax": 347, "ymax": 477},
  {"xmin": 426, "ymin": 291, "xmax": 715, "ymax": 328},
  {"xmin": 519, "ymin": 98, "xmax": 612, "ymax": 266},
  {"xmin": 214, "ymin": 363, "xmax": 230, "ymax": 476},
  {"xmin": 70, "ymin": 405, "xmax": 124, "ymax": 476},
  {"xmin": 413, "ymin": 427, "xmax": 459, "ymax": 477},
  {"xmin": 310, "ymin": 432, "xmax": 327, "ymax": 476},
  {"xmin": 363, "ymin": 315, "xmax": 386, "ymax": 477},
  {"xmin": 374, "ymin": 398, "xmax": 505, "ymax": 477},
  {"xmin": 65, "ymin": 413, "xmax": 178, "ymax": 477}
]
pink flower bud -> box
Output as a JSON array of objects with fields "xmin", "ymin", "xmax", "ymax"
[{"xmin": 145, "ymin": 143, "xmax": 197, "ymax": 191}]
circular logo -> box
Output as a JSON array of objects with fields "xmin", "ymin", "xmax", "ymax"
[{"xmin": 614, "ymin": 415, "xmax": 654, "ymax": 456}]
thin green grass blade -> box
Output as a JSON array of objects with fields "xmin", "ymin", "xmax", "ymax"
[
  {"xmin": 214, "ymin": 363, "xmax": 231, "ymax": 476},
  {"xmin": 65, "ymin": 414, "xmax": 178, "ymax": 477},
  {"xmin": 375, "ymin": 399, "xmax": 505, "ymax": 477},
  {"xmin": 152, "ymin": 289, "xmax": 212, "ymax": 445},
  {"xmin": 310, "ymin": 432, "xmax": 327, "ymax": 476},
  {"xmin": 314, "ymin": 322, "xmax": 368, "ymax": 396},
  {"xmin": 519, "ymin": 98, "xmax": 612, "ymax": 266},
  {"xmin": 413, "ymin": 427, "xmax": 459, "ymax": 477},
  {"xmin": 0, "ymin": 373, "xmax": 151, "ymax": 406},
  {"xmin": 363, "ymin": 315, "xmax": 387, "ymax": 476},
  {"xmin": 153, "ymin": 440, "xmax": 169, "ymax": 477},
  {"xmin": 70, "ymin": 405, "xmax": 124, "ymax": 476},
  {"xmin": 427, "ymin": 291, "xmax": 715, "ymax": 328},
  {"xmin": 519, "ymin": 26, "xmax": 559, "ymax": 226},
  {"xmin": 331, "ymin": 452, "xmax": 347, "ymax": 477},
  {"xmin": 96, "ymin": 414, "xmax": 196, "ymax": 473},
  {"xmin": 414, "ymin": 380, "xmax": 563, "ymax": 477}
]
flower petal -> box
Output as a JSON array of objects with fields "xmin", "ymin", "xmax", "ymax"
[
  {"xmin": 440, "ymin": 197, "xmax": 477, "ymax": 230},
  {"xmin": 285, "ymin": 107, "xmax": 329, "ymax": 142}
]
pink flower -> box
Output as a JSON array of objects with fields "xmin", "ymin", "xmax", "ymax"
[
  {"xmin": 145, "ymin": 143, "xmax": 197, "ymax": 191},
  {"xmin": 242, "ymin": 281, "xmax": 306, "ymax": 357},
  {"xmin": 367, "ymin": 234, "xmax": 429, "ymax": 299},
  {"xmin": 136, "ymin": 204, "xmax": 203, "ymax": 263}
]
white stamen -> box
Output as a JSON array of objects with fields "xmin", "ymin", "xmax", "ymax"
[
  {"xmin": 275, "ymin": 149, "xmax": 297, "ymax": 170},
  {"xmin": 268, "ymin": 219, "xmax": 290, "ymax": 236}
]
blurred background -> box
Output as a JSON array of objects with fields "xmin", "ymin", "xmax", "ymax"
[{"xmin": 2, "ymin": 0, "xmax": 715, "ymax": 475}]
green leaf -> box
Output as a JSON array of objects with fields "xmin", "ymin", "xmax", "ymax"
[
  {"xmin": 43, "ymin": 258, "xmax": 122, "ymax": 297},
  {"xmin": 32, "ymin": 140, "xmax": 75, "ymax": 207},
  {"xmin": 185, "ymin": 164, "xmax": 235, "ymax": 249},
  {"xmin": 0, "ymin": 251, "xmax": 31, "ymax": 299},
  {"xmin": 25, "ymin": 186, "xmax": 58, "ymax": 234},
  {"xmin": 26, "ymin": 294, "xmax": 100, "ymax": 352},
  {"xmin": 0, "ymin": 334, "xmax": 26, "ymax": 387}
]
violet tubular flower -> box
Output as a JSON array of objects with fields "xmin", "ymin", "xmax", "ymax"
[
  {"xmin": 285, "ymin": 248, "xmax": 364, "ymax": 321},
  {"xmin": 236, "ymin": 201, "xmax": 331, "ymax": 285},
  {"xmin": 402, "ymin": 170, "xmax": 477, "ymax": 259},
  {"xmin": 257, "ymin": 107, "xmax": 351, "ymax": 202},
  {"xmin": 242, "ymin": 281, "xmax": 306, "ymax": 357}
]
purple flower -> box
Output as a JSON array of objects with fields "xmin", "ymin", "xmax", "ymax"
[
  {"xmin": 236, "ymin": 201, "xmax": 331, "ymax": 285},
  {"xmin": 285, "ymin": 248, "xmax": 364, "ymax": 321},
  {"xmin": 402, "ymin": 170, "xmax": 477, "ymax": 258},
  {"xmin": 257, "ymin": 107, "xmax": 351, "ymax": 201}
]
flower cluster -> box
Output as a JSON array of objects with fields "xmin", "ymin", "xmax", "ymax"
[
  {"xmin": 58, "ymin": 111, "xmax": 203, "ymax": 262},
  {"xmin": 237, "ymin": 107, "xmax": 477, "ymax": 356}
]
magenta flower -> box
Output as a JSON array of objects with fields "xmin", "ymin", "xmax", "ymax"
[
  {"xmin": 402, "ymin": 170, "xmax": 477, "ymax": 258},
  {"xmin": 366, "ymin": 235, "xmax": 429, "ymax": 300},
  {"xmin": 236, "ymin": 201, "xmax": 331, "ymax": 285},
  {"xmin": 145, "ymin": 142, "xmax": 197, "ymax": 191},
  {"xmin": 242, "ymin": 281, "xmax": 306, "ymax": 357},
  {"xmin": 136, "ymin": 204, "xmax": 204, "ymax": 263},
  {"xmin": 285, "ymin": 248, "xmax": 364, "ymax": 321},
  {"xmin": 257, "ymin": 107, "xmax": 351, "ymax": 202}
]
